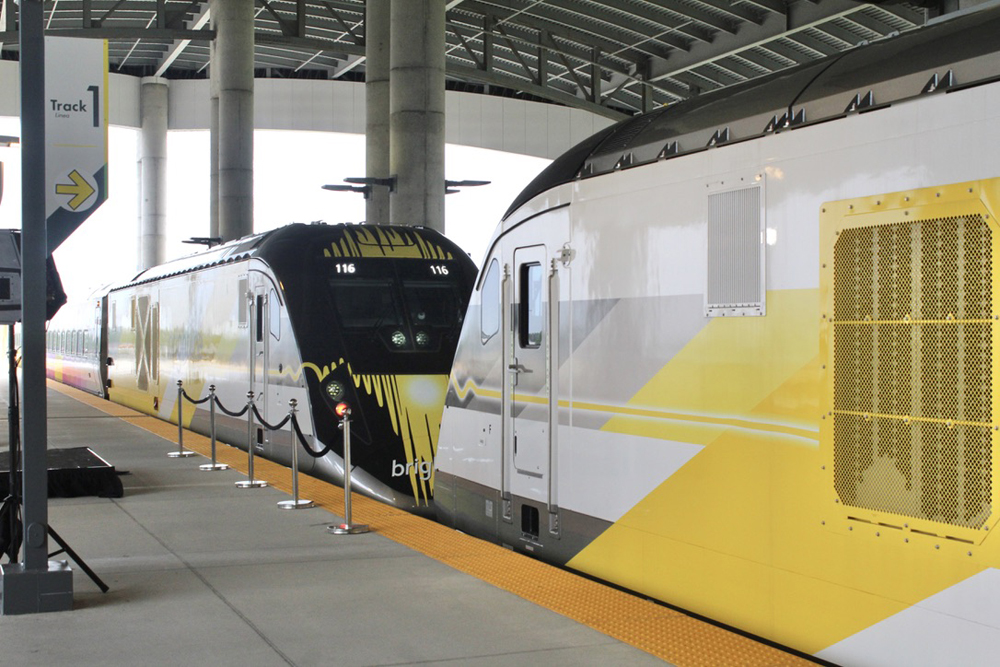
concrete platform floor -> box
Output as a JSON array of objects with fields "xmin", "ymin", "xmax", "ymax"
[
  {"xmin": 0, "ymin": 387, "xmax": 669, "ymax": 666},
  {"xmin": 1, "ymin": 382, "xmax": 820, "ymax": 667}
]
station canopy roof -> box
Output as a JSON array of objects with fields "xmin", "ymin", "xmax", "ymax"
[{"xmin": 0, "ymin": 0, "xmax": 937, "ymax": 120}]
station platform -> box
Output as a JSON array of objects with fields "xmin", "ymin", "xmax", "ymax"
[{"xmin": 0, "ymin": 381, "xmax": 819, "ymax": 666}]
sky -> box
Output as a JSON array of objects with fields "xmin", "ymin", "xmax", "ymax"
[{"xmin": 0, "ymin": 116, "xmax": 550, "ymax": 303}]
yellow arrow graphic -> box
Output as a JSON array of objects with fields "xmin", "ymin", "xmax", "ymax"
[{"xmin": 55, "ymin": 169, "xmax": 96, "ymax": 210}]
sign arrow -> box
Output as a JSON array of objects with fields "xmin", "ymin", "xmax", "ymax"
[{"xmin": 55, "ymin": 169, "xmax": 96, "ymax": 210}]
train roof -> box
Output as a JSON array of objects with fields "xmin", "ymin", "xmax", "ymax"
[
  {"xmin": 112, "ymin": 223, "xmax": 458, "ymax": 291},
  {"xmin": 503, "ymin": 3, "xmax": 1000, "ymax": 221}
]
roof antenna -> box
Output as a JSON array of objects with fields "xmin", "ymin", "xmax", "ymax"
[{"xmin": 183, "ymin": 237, "xmax": 223, "ymax": 248}]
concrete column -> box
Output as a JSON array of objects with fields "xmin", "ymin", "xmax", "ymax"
[
  {"xmin": 209, "ymin": 28, "xmax": 221, "ymax": 240},
  {"xmin": 212, "ymin": 0, "xmax": 254, "ymax": 242},
  {"xmin": 365, "ymin": 0, "xmax": 390, "ymax": 226},
  {"xmin": 390, "ymin": 0, "xmax": 446, "ymax": 232},
  {"xmin": 139, "ymin": 77, "xmax": 168, "ymax": 270}
]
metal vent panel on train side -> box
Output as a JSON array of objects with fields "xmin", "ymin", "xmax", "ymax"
[
  {"xmin": 706, "ymin": 180, "xmax": 765, "ymax": 318},
  {"xmin": 820, "ymin": 181, "xmax": 1000, "ymax": 545}
]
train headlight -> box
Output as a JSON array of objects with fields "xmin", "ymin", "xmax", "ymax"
[
  {"xmin": 391, "ymin": 330, "xmax": 407, "ymax": 348},
  {"xmin": 415, "ymin": 331, "xmax": 430, "ymax": 347},
  {"xmin": 325, "ymin": 380, "xmax": 345, "ymax": 401}
]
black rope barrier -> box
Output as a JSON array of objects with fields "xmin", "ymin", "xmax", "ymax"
[
  {"xmin": 177, "ymin": 387, "xmax": 334, "ymax": 458},
  {"xmin": 214, "ymin": 398, "xmax": 250, "ymax": 418},
  {"xmin": 179, "ymin": 388, "xmax": 213, "ymax": 405},
  {"xmin": 250, "ymin": 403, "xmax": 291, "ymax": 432},
  {"xmin": 291, "ymin": 413, "xmax": 334, "ymax": 458}
]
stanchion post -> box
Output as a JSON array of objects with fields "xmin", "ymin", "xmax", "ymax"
[
  {"xmin": 278, "ymin": 399, "xmax": 314, "ymax": 510},
  {"xmin": 235, "ymin": 390, "xmax": 267, "ymax": 488},
  {"xmin": 328, "ymin": 403, "xmax": 369, "ymax": 534},
  {"xmin": 200, "ymin": 384, "xmax": 228, "ymax": 471},
  {"xmin": 168, "ymin": 380, "xmax": 196, "ymax": 458}
]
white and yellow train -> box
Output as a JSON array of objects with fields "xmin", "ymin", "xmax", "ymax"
[
  {"xmin": 47, "ymin": 223, "xmax": 477, "ymax": 514},
  {"xmin": 435, "ymin": 6, "xmax": 1000, "ymax": 664}
]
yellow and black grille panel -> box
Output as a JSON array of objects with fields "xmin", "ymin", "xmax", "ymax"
[
  {"xmin": 822, "ymin": 182, "xmax": 1000, "ymax": 538},
  {"xmin": 322, "ymin": 225, "xmax": 455, "ymax": 260}
]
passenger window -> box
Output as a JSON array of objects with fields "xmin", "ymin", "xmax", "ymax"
[
  {"xmin": 480, "ymin": 259, "xmax": 500, "ymax": 343},
  {"xmin": 518, "ymin": 262, "xmax": 542, "ymax": 348},
  {"xmin": 238, "ymin": 277, "xmax": 249, "ymax": 327}
]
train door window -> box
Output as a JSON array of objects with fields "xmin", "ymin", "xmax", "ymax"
[
  {"xmin": 255, "ymin": 294, "xmax": 265, "ymax": 343},
  {"xmin": 481, "ymin": 259, "xmax": 500, "ymax": 343},
  {"xmin": 269, "ymin": 288, "xmax": 280, "ymax": 341},
  {"xmin": 110, "ymin": 300, "xmax": 116, "ymax": 331},
  {"xmin": 238, "ymin": 277, "xmax": 249, "ymax": 327},
  {"xmin": 130, "ymin": 296, "xmax": 136, "ymax": 331},
  {"xmin": 518, "ymin": 262, "xmax": 543, "ymax": 348}
]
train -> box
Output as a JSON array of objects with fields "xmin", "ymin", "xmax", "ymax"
[
  {"xmin": 434, "ymin": 5, "xmax": 1000, "ymax": 665},
  {"xmin": 46, "ymin": 222, "xmax": 477, "ymax": 514}
]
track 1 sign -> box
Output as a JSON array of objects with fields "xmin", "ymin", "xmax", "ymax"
[{"xmin": 45, "ymin": 36, "xmax": 108, "ymax": 252}]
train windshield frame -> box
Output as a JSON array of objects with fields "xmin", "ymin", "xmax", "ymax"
[{"xmin": 327, "ymin": 257, "xmax": 467, "ymax": 355}]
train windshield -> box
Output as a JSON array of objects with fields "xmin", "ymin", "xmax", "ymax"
[
  {"xmin": 328, "ymin": 258, "xmax": 466, "ymax": 353},
  {"xmin": 330, "ymin": 278, "xmax": 404, "ymax": 329}
]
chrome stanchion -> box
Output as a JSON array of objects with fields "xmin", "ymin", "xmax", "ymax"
[
  {"xmin": 328, "ymin": 403, "xmax": 369, "ymax": 534},
  {"xmin": 235, "ymin": 390, "xmax": 267, "ymax": 488},
  {"xmin": 200, "ymin": 384, "xmax": 228, "ymax": 471},
  {"xmin": 278, "ymin": 399, "xmax": 314, "ymax": 510},
  {"xmin": 168, "ymin": 380, "xmax": 196, "ymax": 458}
]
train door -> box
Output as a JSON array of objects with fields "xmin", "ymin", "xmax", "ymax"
[
  {"xmin": 502, "ymin": 213, "xmax": 570, "ymax": 542},
  {"xmin": 249, "ymin": 279, "xmax": 270, "ymax": 453},
  {"xmin": 509, "ymin": 245, "xmax": 549, "ymax": 481}
]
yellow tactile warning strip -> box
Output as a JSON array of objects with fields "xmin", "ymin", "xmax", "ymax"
[{"xmin": 50, "ymin": 380, "xmax": 815, "ymax": 666}]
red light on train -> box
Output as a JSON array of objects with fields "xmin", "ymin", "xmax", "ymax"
[{"xmin": 335, "ymin": 402, "xmax": 351, "ymax": 418}]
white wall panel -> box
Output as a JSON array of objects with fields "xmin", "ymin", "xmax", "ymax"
[
  {"xmin": 525, "ymin": 103, "xmax": 549, "ymax": 157},
  {"xmin": 168, "ymin": 79, "xmax": 210, "ymax": 130},
  {"xmin": 109, "ymin": 73, "xmax": 140, "ymax": 127},
  {"xmin": 501, "ymin": 98, "xmax": 527, "ymax": 156},
  {"xmin": 0, "ymin": 62, "xmax": 19, "ymax": 117},
  {"xmin": 545, "ymin": 106, "xmax": 572, "ymax": 157},
  {"xmin": 0, "ymin": 60, "xmax": 612, "ymax": 157},
  {"xmin": 479, "ymin": 97, "xmax": 505, "ymax": 152},
  {"xmin": 351, "ymin": 84, "xmax": 365, "ymax": 135},
  {"xmin": 325, "ymin": 80, "xmax": 359, "ymax": 133},
  {"xmin": 448, "ymin": 93, "xmax": 481, "ymax": 148}
]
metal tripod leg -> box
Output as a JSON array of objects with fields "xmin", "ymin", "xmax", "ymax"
[{"xmin": 47, "ymin": 526, "xmax": 109, "ymax": 593}]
